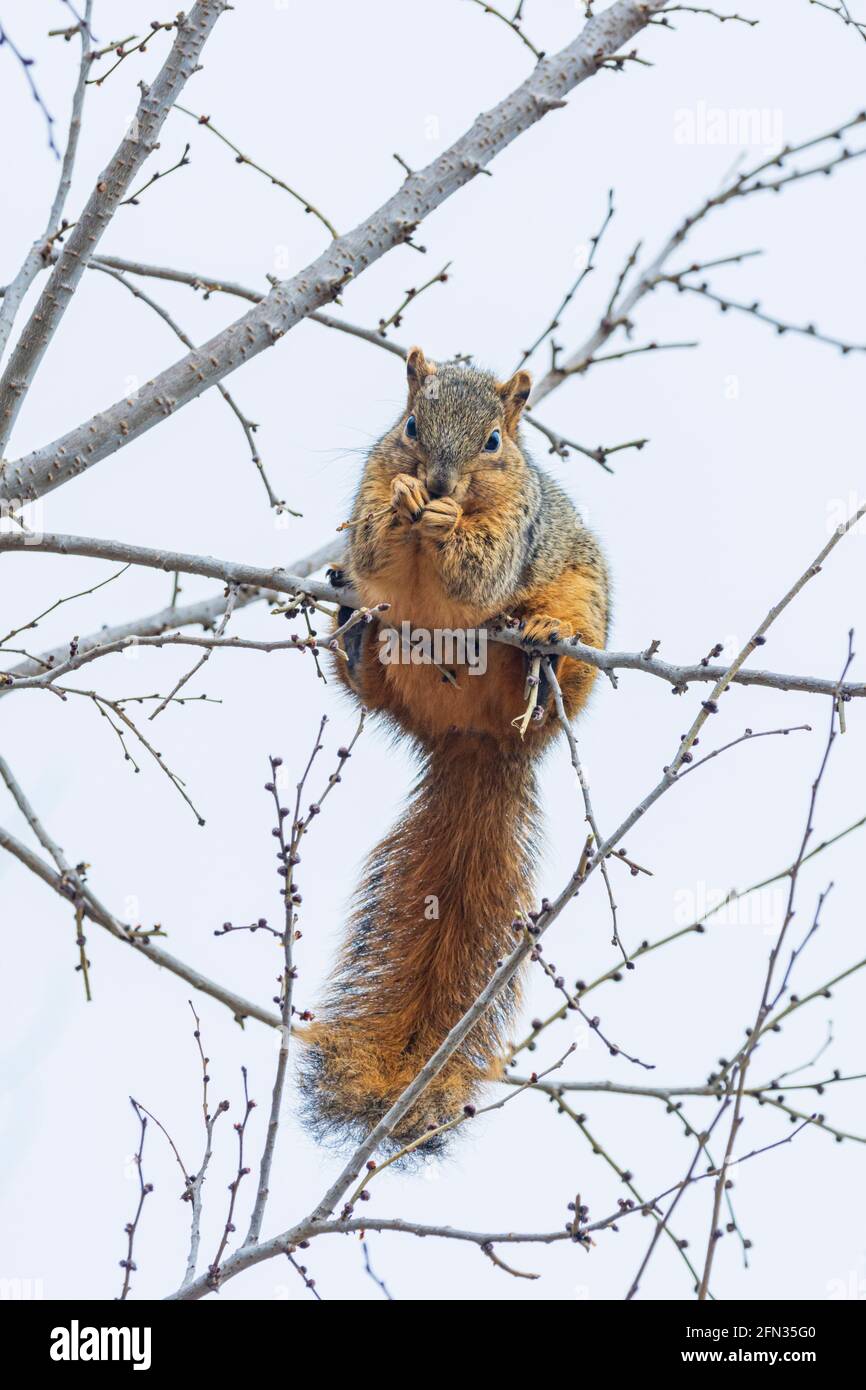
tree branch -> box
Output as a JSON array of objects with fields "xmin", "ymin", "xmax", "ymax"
[
  {"xmin": 0, "ymin": 822, "xmax": 280, "ymax": 1029},
  {"xmin": 0, "ymin": 538, "xmax": 338, "ymax": 690},
  {"xmin": 0, "ymin": 0, "xmax": 669, "ymax": 505},
  {"xmin": 0, "ymin": 0, "xmax": 230, "ymax": 454},
  {"xmin": 2, "ymin": 526, "xmax": 862, "ymax": 700},
  {"xmin": 529, "ymin": 112, "xmax": 866, "ymax": 408},
  {"xmin": 0, "ymin": 3, "xmax": 93, "ymax": 361}
]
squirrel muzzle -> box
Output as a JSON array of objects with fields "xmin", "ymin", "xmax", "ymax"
[{"xmin": 425, "ymin": 454, "xmax": 460, "ymax": 499}]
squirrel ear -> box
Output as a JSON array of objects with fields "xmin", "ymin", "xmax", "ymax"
[
  {"xmin": 497, "ymin": 369, "xmax": 532, "ymax": 432},
  {"xmin": 406, "ymin": 346, "xmax": 436, "ymax": 402}
]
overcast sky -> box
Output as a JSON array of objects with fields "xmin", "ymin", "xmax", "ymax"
[{"xmin": 1, "ymin": 0, "xmax": 865, "ymax": 1303}]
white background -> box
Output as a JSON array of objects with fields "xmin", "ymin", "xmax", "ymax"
[{"xmin": 1, "ymin": 0, "xmax": 864, "ymax": 1302}]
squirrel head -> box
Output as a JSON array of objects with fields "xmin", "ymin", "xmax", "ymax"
[{"xmin": 398, "ymin": 347, "xmax": 531, "ymax": 500}]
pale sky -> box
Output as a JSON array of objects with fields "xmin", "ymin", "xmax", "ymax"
[{"xmin": 1, "ymin": 0, "xmax": 865, "ymax": 1302}]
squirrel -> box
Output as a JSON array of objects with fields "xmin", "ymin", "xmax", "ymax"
[{"xmin": 299, "ymin": 347, "xmax": 609, "ymax": 1152}]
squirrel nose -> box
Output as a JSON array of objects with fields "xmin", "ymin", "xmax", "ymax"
[{"xmin": 427, "ymin": 471, "xmax": 456, "ymax": 499}]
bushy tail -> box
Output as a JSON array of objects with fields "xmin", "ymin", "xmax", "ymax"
[{"xmin": 299, "ymin": 733, "xmax": 538, "ymax": 1153}]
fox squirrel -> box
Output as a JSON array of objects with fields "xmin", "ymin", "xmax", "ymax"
[{"xmin": 300, "ymin": 348, "xmax": 609, "ymax": 1151}]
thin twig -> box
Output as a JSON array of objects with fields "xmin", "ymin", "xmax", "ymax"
[
  {"xmin": 118, "ymin": 1101, "xmax": 152, "ymax": 1299},
  {"xmin": 174, "ymin": 104, "xmax": 338, "ymax": 238}
]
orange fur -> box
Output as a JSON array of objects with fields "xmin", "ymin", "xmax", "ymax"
[{"xmin": 303, "ymin": 735, "xmax": 537, "ymax": 1148}]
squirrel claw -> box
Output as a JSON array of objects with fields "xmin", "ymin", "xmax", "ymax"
[
  {"xmin": 419, "ymin": 496, "xmax": 462, "ymax": 539},
  {"xmin": 519, "ymin": 614, "xmax": 573, "ymax": 647},
  {"xmin": 391, "ymin": 472, "xmax": 429, "ymax": 525}
]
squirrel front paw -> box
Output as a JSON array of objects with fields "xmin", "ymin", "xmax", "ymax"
[
  {"xmin": 520, "ymin": 614, "xmax": 574, "ymax": 646},
  {"xmin": 391, "ymin": 473, "xmax": 429, "ymax": 524},
  {"xmin": 419, "ymin": 496, "xmax": 462, "ymax": 540}
]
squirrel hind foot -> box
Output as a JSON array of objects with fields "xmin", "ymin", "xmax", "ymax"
[
  {"xmin": 336, "ymin": 605, "xmax": 371, "ymax": 693},
  {"xmin": 519, "ymin": 614, "xmax": 575, "ymax": 647},
  {"xmin": 535, "ymin": 652, "xmax": 561, "ymax": 712}
]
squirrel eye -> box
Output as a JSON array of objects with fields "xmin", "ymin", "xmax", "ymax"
[
  {"xmin": 484, "ymin": 429, "xmax": 501, "ymax": 453},
  {"xmin": 405, "ymin": 414, "xmax": 417, "ymax": 440}
]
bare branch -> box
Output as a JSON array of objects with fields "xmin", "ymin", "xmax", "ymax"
[
  {"xmin": 465, "ymin": 0, "xmax": 546, "ymax": 61},
  {"xmin": 0, "ymin": 0, "xmax": 671, "ymax": 505},
  {"xmin": 0, "ymin": 560, "xmax": 129, "ymax": 649},
  {"xmin": 87, "ymin": 19, "xmax": 182, "ymax": 87},
  {"xmin": 2, "ymin": 524, "xmax": 863, "ymax": 700},
  {"xmin": 0, "ymin": 537, "xmax": 339, "ymax": 690},
  {"xmin": 808, "ymin": 0, "xmax": 866, "ymax": 42},
  {"xmin": 530, "ymin": 112, "xmax": 866, "ymax": 409},
  {"xmin": 524, "ymin": 412, "xmax": 647, "ymax": 472},
  {"xmin": 696, "ymin": 636, "xmax": 853, "ymax": 1298},
  {"xmin": 0, "ymin": 0, "xmax": 230, "ymax": 454},
  {"xmin": 377, "ymin": 262, "xmax": 452, "ymax": 337},
  {"xmin": 654, "ymin": 5, "xmax": 759, "ymax": 23},
  {"xmin": 0, "ymin": 752, "xmax": 94, "ymax": 998},
  {"xmin": 517, "ymin": 188, "xmax": 615, "ymax": 368},
  {"xmin": 0, "ymin": 823, "xmax": 281, "ymax": 1030},
  {"xmin": 0, "ymin": 22, "xmax": 61, "ymax": 160},
  {"xmin": 174, "ymin": 104, "xmax": 339, "ymax": 239},
  {"xmin": 0, "ymin": 4, "xmax": 93, "ymax": 360},
  {"xmin": 543, "ymin": 657, "xmax": 627, "ymax": 961},
  {"xmin": 118, "ymin": 1101, "xmax": 152, "ymax": 1299},
  {"xmin": 661, "ymin": 277, "xmax": 866, "ymax": 354},
  {"xmin": 245, "ymin": 717, "xmax": 366, "ymax": 1248}
]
